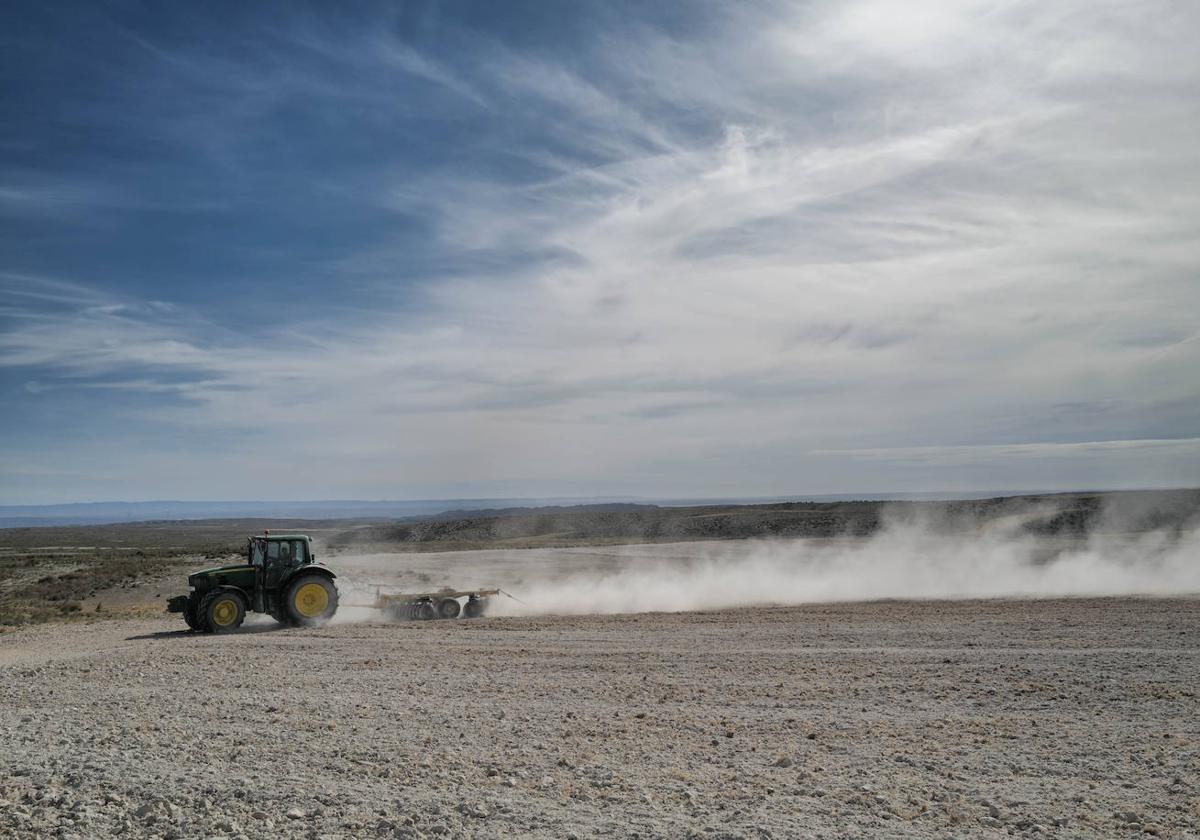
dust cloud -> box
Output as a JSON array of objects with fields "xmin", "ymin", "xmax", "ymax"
[{"xmin": 488, "ymin": 506, "xmax": 1200, "ymax": 617}]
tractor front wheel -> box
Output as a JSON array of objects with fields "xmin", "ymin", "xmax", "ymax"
[
  {"xmin": 202, "ymin": 590, "xmax": 246, "ymax": 634},
  {"xmin": 285, "ymin": 576, "xmax": 339, "ymax": 627},
  {"xmin": 182, "ymin": 599, "xmax": 203, "ymax": 632}
]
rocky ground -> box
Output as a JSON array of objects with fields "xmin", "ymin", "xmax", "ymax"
[{"xmin": 2, "ymin": 596, "xmax": 1198, "ymax": 839}]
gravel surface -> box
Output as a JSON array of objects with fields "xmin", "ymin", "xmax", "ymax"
[{"xmin": 2, "ymin": 597, "xmax": 1199, "ymax": 839}]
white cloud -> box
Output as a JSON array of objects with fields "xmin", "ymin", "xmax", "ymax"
[
  {"xmin": 3, "ymin": 0, "xmax": 1199, "ymax": 501},
  {"xmin": 818, "ymin": 438, "xmax": 1200, "ymax": 464}
]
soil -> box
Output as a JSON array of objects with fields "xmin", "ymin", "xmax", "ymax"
[{"xmin": 2, "ymin": 595, "xmax": 1198, "ymax": 839}]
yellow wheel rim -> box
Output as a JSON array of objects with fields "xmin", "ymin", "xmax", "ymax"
[
  {"xmin": 294, "ymin": 582, "xmax": 329, "ymax": 618},
  {"xmin": 212, "ymin": 597, "xmax": 239, "ymax": 627}
]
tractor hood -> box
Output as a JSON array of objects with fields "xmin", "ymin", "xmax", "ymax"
[{"xmin": 188, "ymin": 564, "xmax": 253, "ymax": 587}]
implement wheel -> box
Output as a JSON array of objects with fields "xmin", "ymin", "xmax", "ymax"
[
  {"xmin": 285, "ymin": 575, "xmax": 339, "ymax": 627},
  {"xmin": 437, "ymin": 598, "xmax": 461, "ymax": 620},
  {"xmin": 201, "ymin": 590, "xmax": 246, "ymax": 634},
  {"xmin": 464, "ymin": 598, "xmax": 486, "ymax": 619}
]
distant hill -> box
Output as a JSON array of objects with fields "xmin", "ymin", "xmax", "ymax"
[
  {"xmin": 0, "ymin": 497, "xmax": 639, "ymax": 528},
  {"xmin": 2, "ymin": 491, "xmax": 1195, "ymax": 551},
  {"xmin": 324, "ymin": 489, "xmax": 1200, "ymax": 552},
  {"xmin": 0, "ymin": 489, "xmax": 1105, "ymax": 528}
]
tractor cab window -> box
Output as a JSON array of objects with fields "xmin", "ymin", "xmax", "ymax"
[
  {"xmin": 264, "ymin": 539, "xmax": 305, "ymax": 567},
  {"xmin": 250, "ymin": 540, "xmax": 264, "ymax": 567}
]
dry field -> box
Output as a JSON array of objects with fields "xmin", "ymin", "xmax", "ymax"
[{"xmin": 2, "ymin": 587, "xmax": 1198, "ymax": 839}]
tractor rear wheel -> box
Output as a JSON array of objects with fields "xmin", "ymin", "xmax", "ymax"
[
  {"xmin": 285, "ymin": 575, "xmax": 339, "ymax": 627},
  {"xmin": 437, "ymin": 598, "xmax": 461, "ymax": 619},
  {"xmin": 202, "ymin": 590, "xmax": 246, "ymax": 634}
]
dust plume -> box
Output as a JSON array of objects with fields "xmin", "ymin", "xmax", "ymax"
[{"xmin": 488, "ymin": 502, "xmax": 1200, "ymax": 617}]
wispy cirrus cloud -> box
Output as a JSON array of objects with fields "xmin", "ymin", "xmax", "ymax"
[{"xmin": 1, "ymin": 0, "xmax": 1198, "ymax": 502}]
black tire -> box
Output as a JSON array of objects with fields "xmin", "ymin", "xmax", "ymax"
[
  {"xmin": 463, "ymin": 598, "xmax": 486, "ymax": 619},
  {"xmin": 201, "ymin": 589, "xmax": 246, "ymax": 634},
  {"xmin": 284, "ymin": 575, "xmax": 339, "ymax": 627},
  {"xmin": 417, "ymin": 602, "xmax": 437, "ymax": 621},
  {"xmin": 437, "ymin": 598, "xmax": 461, "ymax": 619},
  {"xmin": 183, "ymin": 599, "xmax": 202, "ymax": 632}
]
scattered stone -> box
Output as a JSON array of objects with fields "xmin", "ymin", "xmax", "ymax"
[{"xmin": 3, "ymin": 593, "xmax": 1195, "ymax": 840}]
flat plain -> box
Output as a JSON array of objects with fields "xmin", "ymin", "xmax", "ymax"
[{"xmin": 3, "ymin": 592, "xmax": 1198, "ymax": 839}]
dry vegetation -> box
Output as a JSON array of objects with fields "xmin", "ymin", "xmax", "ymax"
[{"xmin": 0, "ymin": 549, "xmax": 206, "ymax": 626}]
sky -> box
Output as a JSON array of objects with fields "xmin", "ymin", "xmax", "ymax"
[{"xmin": 2, "ymin": 0, "xmax": 1199, "ymax": 505}]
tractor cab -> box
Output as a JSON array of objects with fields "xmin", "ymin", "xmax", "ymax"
[{"xmin": 250, "ymin": 533, "xmax": 314, "ymax": 589}]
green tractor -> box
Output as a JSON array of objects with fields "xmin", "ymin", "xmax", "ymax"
[{"xmin": 166, "ymin": 532, "xmax": 338, "ymax": 633}]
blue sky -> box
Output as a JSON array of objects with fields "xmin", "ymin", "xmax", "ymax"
[{"xmin": 2, "ymin": 0, "xmax": 1199, "ymax": 504}]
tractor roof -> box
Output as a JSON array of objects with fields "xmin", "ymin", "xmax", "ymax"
[{"xmin": 251, "ymin": 533, "xmax": 312, "ymax": 540}]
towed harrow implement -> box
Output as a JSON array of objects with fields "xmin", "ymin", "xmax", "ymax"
[{"xmin": 359, "ymin": 586, "xmax": 516, "ymax": 621}]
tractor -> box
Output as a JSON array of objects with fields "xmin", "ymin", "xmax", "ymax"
[{"xmin": 166, "ymin": 532, "xmax": 337, "ymax": 633}]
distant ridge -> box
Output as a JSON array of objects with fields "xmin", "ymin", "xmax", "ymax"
[
  {"xmin": 0, "ymin": 497, "xmax": 638, "ymax": 528},
  {"xmin": 3, "ymin": 488, "xmax": 1186, "ymax": 528}
]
